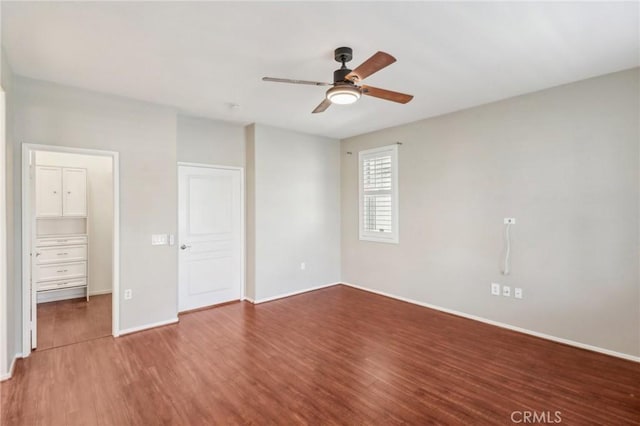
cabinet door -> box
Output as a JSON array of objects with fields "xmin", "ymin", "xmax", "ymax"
[
  {"xmin": 62, "ymin": 168, "xmax": 87, "ymax": 217},
  {"xmin": 35, "ymin": 167, "xmax": 62, "ymax": 217}
]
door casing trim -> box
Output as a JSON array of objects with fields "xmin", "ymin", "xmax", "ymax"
[{"xmin": 22, "ymin": 143, "xmax": 120, "ymax": 356}]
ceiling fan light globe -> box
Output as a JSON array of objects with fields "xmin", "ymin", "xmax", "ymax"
[{"xmin": 326, "ymin": 86, "xmax": 361, "ymax": 105}]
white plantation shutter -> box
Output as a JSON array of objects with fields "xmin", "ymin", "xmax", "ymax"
[{"xmin": 359, "ymin": 145, "xmax": 399, "ymax": 243}]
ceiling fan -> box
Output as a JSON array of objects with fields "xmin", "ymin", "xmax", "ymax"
[{"xmin": 262, "ymin": 47, "xmax": 414, "ymax": 113}]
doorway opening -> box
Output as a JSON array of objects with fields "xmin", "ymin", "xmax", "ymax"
[{"xmin": 22, "ymin": 144, "xmax": 120, "ymax": 355}]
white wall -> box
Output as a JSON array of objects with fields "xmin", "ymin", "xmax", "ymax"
[
  {"xmin": 247, "ymin": 124, "xmax": 341, "ymax": 301},
  {"xmin": 0, "ymin": 0, "xmax": 6, "ymax": 377},
  {"xmin": 34, "ymin": 151, "xmax": 113, "ymax": 297},
  {"xmin": 177, "ymin": 115, "xmax": 244, "ymax": 167},
  {"xmin": 341, "ymin": 68, "xmax": 640, "ymax": 357},
  {"xmin": 2, "ymin": 47, "xmax": 19, "ymax": 373},
  {"xmin": 13, "ymin": 77, "xmax": 178, "ymax": 332}
]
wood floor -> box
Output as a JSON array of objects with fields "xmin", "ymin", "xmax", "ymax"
[
  {"xmin": 2, "ymin": 285, "xmax": 638, "ymax": 425},
  {"xmin": 37, "ymin": 294, "xmax": 112, "ymax": 351}
]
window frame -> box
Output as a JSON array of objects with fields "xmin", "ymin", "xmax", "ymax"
[{"xmin": 358, "ymin": 144, "xmax": 399, "ymax": 244}]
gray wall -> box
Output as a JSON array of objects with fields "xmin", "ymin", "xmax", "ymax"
[
  {"xmin": 247, "ymin": 124, "xmax": 341, "ymax": 301},
  {"xmin": 177, "ymin": 115, "xmax": 244, "ymax": 167},
  {"xmin": 341, "ymin": 68, "xmax": 640, "ymax": 357},
  {"xmin": 2, "ymin": 48, "xmax": 19, "ymax": 371},
  {"xmin": 245, "ymin": 124, "xmax": 256, "ymax": 300},
  {"xmin": 14, "ymin": 77, "xmax": 179, "ymax": 332}
]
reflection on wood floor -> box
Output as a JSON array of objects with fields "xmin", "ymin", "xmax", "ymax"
[{"xmin": 37, "ymin": 294, "xmax": 112, "ymax": 351}]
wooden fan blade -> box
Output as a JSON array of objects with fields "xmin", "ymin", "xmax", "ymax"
[
  {"xmin": 312, "ymin": 98, "xmax": 332, "ymax": 114},
  {"xmin": 346, "ymin": 51, "xmax": 396, "ymax": 81},
  {"xmin": 262, "ymin": 77, "xmax": 332, "ymax": 86},
  {"xmin": 362, "ymin": 85, "xmax": 413, "ymax": 104}
]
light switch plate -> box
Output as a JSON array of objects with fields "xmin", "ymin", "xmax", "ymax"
[
  {"xmin": 503, "ymin": 285, "xmax": 511, "ymax": 297},
  {"xmin": 515, "ymin": 288, "xmax": 523, "ymax": 299},
  {"xmin": 151, "ymin": 234, "xmax": 168, "ymax": 245}
]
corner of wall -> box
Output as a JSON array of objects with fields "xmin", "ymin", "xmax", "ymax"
[{"xmin": 244, "ymin": 124, "xmax": 256, "ymax": 300}]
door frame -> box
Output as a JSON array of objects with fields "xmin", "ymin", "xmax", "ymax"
[
  {"xmin": 177, "ymin": 162, "xmax": 246, "ymax": 307},
  {"xmin": 22, "ymin": 143, "xmax": 120, "ymax": 356}
]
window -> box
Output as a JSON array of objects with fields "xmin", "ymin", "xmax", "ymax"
[{"xmin": 359, "ymin": 144, "xmax": 399, "ymax": 243}]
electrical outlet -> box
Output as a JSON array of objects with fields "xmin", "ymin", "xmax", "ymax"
[
  {"xmin": 491, "ymin": 283, "xmax": 501, "ymax": 296},
  {"xmin": 514, "ymin": 288, "xmax": 523, "ymax": 299},
  {"xmin": 503, "ymin": 285, "xmax": 511, "ymax": 297},
  {"xmin": 504, "ymin": 218, "xmax": 516, "ymax": 224},
  {"xmin": 124, "ymin": 289, "xmax": 132, "ymax": 300},
  {"xmin": 300, "ymin": 262, "xmax": 306, "ymax": 271}
]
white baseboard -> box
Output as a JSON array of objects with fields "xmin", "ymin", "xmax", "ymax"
[
  {"xmin": 37, "ymin": 287, "xmax": 86, "ymax": 303},
  {"xmin": 118, "ymin": 317, "xmax": 179, "ymax": 336},
  {"xmin": 250, "ymin": 282, "xmax": 341, "ymax": 304},
  {"xmin": 0, "ymin": 353, "xmax": 22, "ymax": 381},
  {"xmin": 37, "ymin": 287, "xmax": 113, "ymax": 303},
  {"xmin": 89, "ymin": 289, "xmax": 112, "ymax": 296},
  {"xmin": 341, "ymin": 282, "xmax": 640, "ymax": 363}
]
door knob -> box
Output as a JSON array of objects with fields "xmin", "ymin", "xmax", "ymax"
[{"xmin": 180, "ymin": 244, "xmax": 191, "ymax": 250}]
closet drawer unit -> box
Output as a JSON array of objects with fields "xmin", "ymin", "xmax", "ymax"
[
  {"xmin": 36, "ymin": 261, "xmax": 86, "ymax": 282},
  {"xmin": 36, "ymin": 235, "xmax": 88, "ymax": 247},
  {"xmin": 36, "ymin": 245, "xmax": 87, "ymax": 265},
  {"xmin": 37, "ymin": 278, "xmax": 87, "ymax": 292}
]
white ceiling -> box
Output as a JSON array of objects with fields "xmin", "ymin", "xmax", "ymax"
[{"xmin": 2, "ymin": 1, "xmax": 638, "ymax": 139}]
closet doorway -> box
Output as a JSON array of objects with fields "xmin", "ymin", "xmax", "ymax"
[{"xmin": 22, "ymin": 145, "xmax": 119, "ymax": 355}]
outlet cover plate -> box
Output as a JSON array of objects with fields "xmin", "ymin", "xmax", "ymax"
[{"xmin": 491, "ymin": 283, "xmax": 501, "ymax": 296}]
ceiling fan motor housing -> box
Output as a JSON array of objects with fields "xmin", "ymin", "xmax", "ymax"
[{"xmin": 334, "ymin": 68, "xmax": 353, "ymax": 84}]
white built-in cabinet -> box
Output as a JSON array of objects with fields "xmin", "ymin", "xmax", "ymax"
[
  {"xmin": 34, "ymin": 166, "xmax": 89, "ymax": 301},
  {"xmin": 36, "ymin": 166, "xmax": 87, "ymax": 217}
]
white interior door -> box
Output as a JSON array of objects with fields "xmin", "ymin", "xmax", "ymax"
[{"xmin": 178, "ymin": 165, "xmax": 242, "ymax": 312}]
